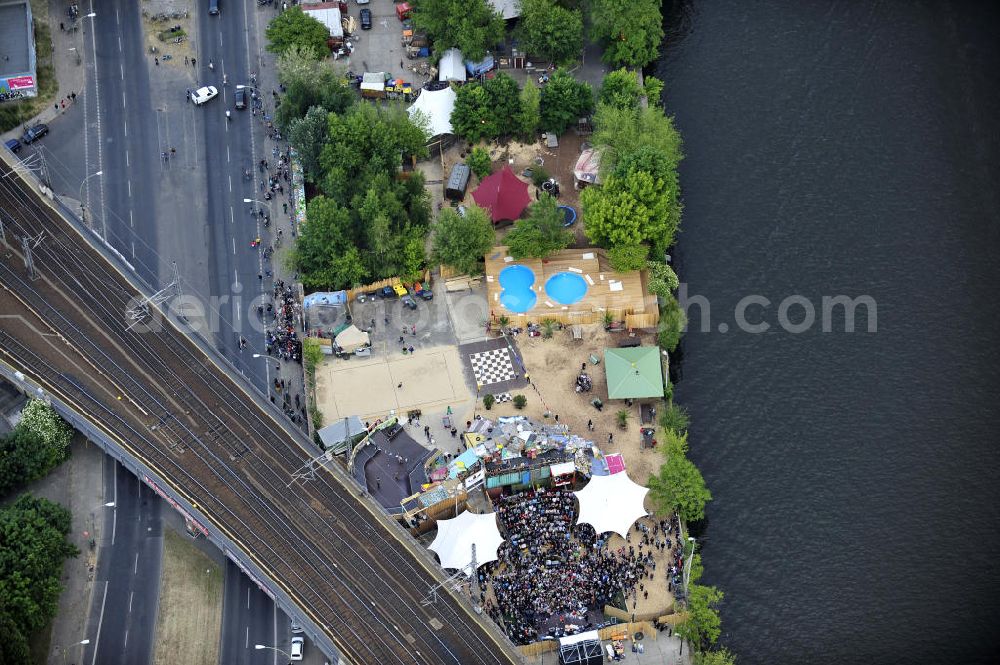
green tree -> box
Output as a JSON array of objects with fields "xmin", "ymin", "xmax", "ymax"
[
  {"xmin": 288, "ymin": 106, "xmax": 330, "ymax": 181},
  {"xmin": 274, "ymin": 49, "xmax": 354, "ymax": 132},
  {"xmin": 607, "ymin": 243, "xmax": 648, "ymax": 272},
  {"xmin": 0, "ymin": 495, "xmax": 78, "ymax": 661},
  {"xmin": 266, "ymin": 7, "xmax": 331, "ymax": 57},
  {"xmin": 400, "ymin": 234, "xmax": 427, "ymax": 280},
  {"xmin": 593, "ymin": 103, "xmax": 684, "ymax": 174},
  {"xmin": 466, "ymin": 146, "xmax": 493, "ymax": 180},
  {"xmin": 647, "ymin": 260, "xmax": 679, "ymax": 298},
  {"xmin": 516, "ymin": 0, "xmax": 583, "ymax": 66},
  {"xmin": 658, "ymin": 295, "xmax": 687, "ymax": 352},
  {"xmin": 515, "ymin": 78, "xmax": 541, "ymax": 138},
  {"xmin": 504, "ymin": 196, "xmax": 573, "ymax": 259},
  {"xmin": 451, "ymin": 74, "xmax": 523, "ymax": 142},
  {"xmin": 412, "ymin": 0, "xmax": 504, "ymax": 61},
  {"xmin": 599, "ymin": 68, "xmax": 644, "ymax": 110},
  {"xmin": 512, "ymin": 394, "xmax": 528, "ymax": 409},
  {"xmin": 431, "ymin": 205, "xmax": 495, "ymax": 275},
  {"xmin": 581, "ymin": 169, "xmax": 675, "ymax": 248},
  {"xmin": 17, "ymin": 400, "xmax": 72, "ymax": 462},
  {"xmin": 648, "ymin": 433, "xmax": 711, "ymax": 523},
  {"xmin": 590, "ymin": 0, "xmax": 664, "ymax": 68},
  {"xmin": 482, "ymin": 394, "xmax": 496, "ymax": 410},
  {"xmin": 292, "ymin": 196, "xmax": 364, "ymax": 289},
  {"xmin": 677, "ymin": 583, "xmax": 725, "ymax": 650},
  {"xmin": 539, "ymin": 69, "xmax": 594, "ymax": 134},
  {"xmin": 659, "ymin": 403, "xmax": 690, "ymax": 434},
  {"xmin": 694, "ymin": 648, "xmax": 738, "ymax": 665}
]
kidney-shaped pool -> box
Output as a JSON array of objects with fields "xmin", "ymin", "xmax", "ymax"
[{"xmin": 545, "ymin": 272, "xmax": 588, "ymax": 305}]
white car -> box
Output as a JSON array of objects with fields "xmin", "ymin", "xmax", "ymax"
[
  {"xmin": 290, "ymin": 636, "xmax": 304, "ymax": 661},
  {"xmin": 191, "ymin": 85, "xmax": 218, "ymax": 105}
]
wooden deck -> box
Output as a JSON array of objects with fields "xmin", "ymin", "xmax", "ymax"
[{"xmin": 484, "ymin": 246, "xmax": 655, "ymax": 325}]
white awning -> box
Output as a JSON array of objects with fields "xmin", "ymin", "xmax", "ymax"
[
  {"xmin": 550, "ymin": 461, "xmax": 576, "ymax": 477},
  {"xmin": 428, "ymin": 510, "xmax": 504, "ymax": 574},
  {"xmin": 438, "ymin": 48, "xmax": 466, "ymax": 82},
  {"xmin": 574, "ymin": 472, "xmax": 649, "ymax": 538}
]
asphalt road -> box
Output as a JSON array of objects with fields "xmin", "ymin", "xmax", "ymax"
[
  {"xmin": 220, "ymin": 559, "xmax": 277, "ymax": 665},
  {"xmin": 82, "ymin": 456, "xmax": 164, "ymax": 665}
]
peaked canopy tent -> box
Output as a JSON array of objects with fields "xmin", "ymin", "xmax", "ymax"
[
  {"xmin": 334, "ymin": 325, "xmax": 370, "ymax": 353},
  {"xmin": 438, "ymin": 48, "xmax": 467, "ymax": 82},
  {"xmin": 407, "ymin": 84, "xmax": 457, "ymax": 138},
  {"xmin": 604, "ymin": 346, "xmax": 664, "ymax": 399},
  {"xmin": 429, "ymin": 510, "xmax": 505, "ymax": 574},
  {"xmin": 472, "ymin": 166, "xmax": 531, "ymax": 224},
  {"xmin": 573, "ymin": 472, "xmax": 649, "ymax": 539}
]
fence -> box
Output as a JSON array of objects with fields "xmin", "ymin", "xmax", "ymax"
[{"xmin": 516, "ymin": 620, "xmax": 658, "ymax": 659}]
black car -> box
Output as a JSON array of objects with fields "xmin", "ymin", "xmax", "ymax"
[
  {"xmin": 360, "ymin": 8, "xmax": 372, "ymax": 30},
  {"xmin": 234, "ymin": 86, "xmax": 247, "ymax": 110},
  {"xmin": 379, "ymin": 285, "xmax": 397, "ymax": 299},
  {"xmin": 4, "ymin": 138, "xmax": 21, "ymax": 154},
  {"xmin": 21, "ymin": 123, "xmax": 48, "ymax": 144}
]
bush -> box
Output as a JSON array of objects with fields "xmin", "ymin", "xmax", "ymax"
[
  {"xmin": 659, "ymin": 403, "xmax": 690, "ymax": 433},
  {"xmin": 658, "ymin": 296, "xmax": 687, "ymax": 352},
  {"xmin": 616, "ymin": 409, "xmax": 630, "ymax": 429},
  {"xmin": 467, "ymin": 147, "xmax": 493, "ymax": 180},
  {"xmin": 512, "ymin": 394, "xmax": 528, "ymax": 409},
  {"xmin": 530, "ymin": 166, "xmax": 550, "ymax": 188},
  {"xmin": 540, "ymin": 318, "xmax": 558, "ymax": 339},
  {"xmin": 483, "ymin": 393, "xmax": 496, "ymax": 410}
]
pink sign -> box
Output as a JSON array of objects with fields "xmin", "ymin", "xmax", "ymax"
[
  {"xmin": 7, "ymin": 76, "xmax": 35, "ymax": 90},
  {"xmin": 605, "ymin": 453, "xmax": 626, "ymax": 475}
]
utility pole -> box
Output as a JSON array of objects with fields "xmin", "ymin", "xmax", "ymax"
[{"xmin": 21, "ymin": 232, "xmax": 43, "ymax": 280}]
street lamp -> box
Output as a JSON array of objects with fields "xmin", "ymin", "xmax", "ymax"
[
  {"xmin": 59, "ymin": 638, "xmax": 90, "ymax": 663},
  {"xmin": 79, "ymin": 170, "xmax": 103, "ymax": 226},
  {"xmin": 254, "ymin": 644, "xmax": 290, "ymax": 658},
  {"xmin": 682, "ymin": 536, "xmax": 696, "ymax": 601}
]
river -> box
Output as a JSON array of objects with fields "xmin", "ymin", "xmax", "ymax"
[{"xmin": 655, "ymin": 1, "xmax": 1000, "ymax": 662}]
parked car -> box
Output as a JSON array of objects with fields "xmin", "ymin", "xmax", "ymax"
[
  {"xmin": 190, "ymin": 85, "xmax": 218, "ymax": 105},
  {"xmin": 379, "ymin": 285, "xmax": 397, "ymax": 299},
  {"xmin": 401, "ymin": 294, "xmax": 418, "ymax": 310},
  {"xmin": 290, "ymin": 636, "xmax": 304, "ymax": 661},
  {"xmin": 416, "ymin": 287, "xmax": 433, "ymax": 301},
  {"xmin": 234, "ymin": 86, "xmax": 248, "ymax": 109},
  {"xmin": 4, "ymin": 138, "xmax": 22, "ymax": 153},
  {"xmin": 21, "ymin": 123, "xmax": 48, "ymax": 144},
  {"xmin": 290, "ymin": 618, "xmax": 304, "ymax": 634},
  {"xmin": 360, "ymin": 8, "xmax": 372, "ymax": 29}
]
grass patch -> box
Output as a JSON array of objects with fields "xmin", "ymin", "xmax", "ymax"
[
  {"xmin": 153, "ymin": 528, "xmax": 223, "ymax": 665},
  {"xmin": 0, "ymin": 19, "xmax": 58, "ymax": 133}
]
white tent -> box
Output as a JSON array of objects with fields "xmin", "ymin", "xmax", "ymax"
[
  {"xmin": 408, "ymin": 85, "xmax": 456, "ymax": 137},
  {"xmin": 428, "ymin": 510, "xmax": 504, "ymax": 573},
  {"xmin": 334, "ymin": 325, "xmax": 370, "ymax": 353},
  {"xmin": 574, "ymin": 472, "xmax": 649, "ymax": 539},
  {"xmin": 438, "ymin": 48, "xmax": 467, "ymax": 82}
]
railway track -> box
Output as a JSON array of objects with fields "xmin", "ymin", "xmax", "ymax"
[{"xmin": 0, "ymin": 161, "xmax": 519, "ymax": 665}]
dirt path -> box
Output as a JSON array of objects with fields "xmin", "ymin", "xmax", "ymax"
[{"xmin": 153, "ymin": 527, "xmax": 223, "ymax": 665}]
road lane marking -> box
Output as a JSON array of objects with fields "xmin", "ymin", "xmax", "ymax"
[
  {"xmin": 90, "ymin": 582, "xmax": 108, "ymax": 665},
  {"xmin": 245, "ymin": 625, "xmax": 248, "ymax": 649},
  {"xmin": 134, "ymin": 552, "xmax": 139, "ymax": 574},
  {"xmin": 131, "ymin": 242, "xmax": 135, "ymax": 259},
  {"xmin": 125, "ymin": 148, "xmax": 128, "ymax": 166},
  {"xmin": 120, "ymin": 63, "xmax": 124, "ymax": 79},
  {"xmin": 123, "ymin": 629, "xmax": 128, "ymax": 650},
  {"xmin": 232, "ymin": 237, "xmax": 236, "ymax": 255},
  {"xmin": 123, "ymin": 120, "xmax": 127, "ymax": 139},
  {"xmin": 230, "ymin": 207, "xmax": 235, "ymax": 224},
  {"xmin": 228, "ymin": 175, "xmax": 232, "ymax": 192},
  {"xmin": 129, "ymin": 209, "xmax": 133, "ymax": 227},
  {"xmin": 129, "ymin": 591, "xmax": 134, "ymax": 613},
  {"xmin": 122, "ymin": 91, "xmax": 126, "ymax": 109},
  {"xmin": 127, "ymin": 180, "xmax": 131, "ymax": 197},
  {"xmin": 247, "ymin": 587, "xmax": 250, "ymax": 609},
  {"xmin": 118, "ymin": 36, "xmax": 122, "ymax": 52},
  {"xmin": 227, "ymin": 145, "xmax": 230, "ymax": 163}
]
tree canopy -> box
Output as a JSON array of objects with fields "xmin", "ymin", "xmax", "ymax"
[
  {"xmin": 266, "ymin": 7, "xmax": 331, "ymax": 57},
  {"xmin": 451, "ymin": 73, "xmax": 524, "ymax": 142},
  {"xmin": 539, "ymin": 69, "xmax": 594, "ymax": 134},
  {"xmin": 589, "ymin": 0, "xmax": 664, "ymax": 68},
  {"xmin": 466, "ymin": 146, "xmax": 493, "ymax": 180},
  {"xmin": 0, "ymin": 495, "xmax": 78, "ymax": 664},
  {"xmin": 515, "ymin": 78, "xmax": 541, "ymax": 138},
  {"xmin": 677, "ymin": 583, "xmax": 725, "ymax": 650},
  {"xmin": 411, "ymin": 0, "xmax": 504, "ymax": 61},
  {"xmin": 647, "ymin": 259, "xmax": 680, "ymax": 298},
  {"xmin": 274, "ymin": 47, "xmax": 355, "ymax": 134},
  {"xmin": 0, "ymin": 400, "xmax": 72, "ymax": 497},
  {"xmin": 431, "ymin": 205, "xmax": 495, "ymax": 275},
  {"xmin": 647, "ymin": 429, "xmax": 711, "ymax": 523},
  {"xmin": 694, "ymin": 648, "xmax": 738, "ymax": 665},
  {"xmin": 599, "ymin": 68, "xmax": 664, "ymax": 110},
  {"xmin": 516, "ymin": 0, "xmax": 583, "ymax": 66},
  {"xmin": 592, "ymin": 103, "xmax": 684, "ymax": 174},
  {"xmin": 504, "ymin": 196, "xmax": 574, "ymax": 259}
]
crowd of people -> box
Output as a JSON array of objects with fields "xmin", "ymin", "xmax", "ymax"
[
  {"xmin": 264, "ymin": 280, "xmax": 302, "ymax": 364},
  {"xmin": 479, "ymin": 487, "xmax": 658, "ymax": 645}
]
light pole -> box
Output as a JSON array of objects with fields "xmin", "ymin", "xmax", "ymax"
[
  {"xmin": 59, "ymin": 638, "xmax": 90, "ymax": 663},
  {"xmin": 682, "ymin": 536, "xmax": 696, "ymax": 601},
  {"xmin": 79, "ymin": 170, "xmax": 103, "ymax": 226},
  {"xmin": 254, "ymin": 643, "xmax": 290, "ymax": 659}
]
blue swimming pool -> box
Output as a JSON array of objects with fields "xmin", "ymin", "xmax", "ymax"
[
  {"xmin": 545, "ymin": 272, "xmax": 588, "ymax": 305},
  {"xmin": 498, "ymin": 264, "xmax": 537, "ymax": 313}
]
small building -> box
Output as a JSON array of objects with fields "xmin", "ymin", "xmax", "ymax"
[
  {"xmin": 317, "ymin": 416, "xmax": 367, "ymax": 454},
  {"xmin": 445, "ymin": 164, "xmax": 470, "ymax": 200},
  {"xmin": 0, "ymin": 0, "xmax": 38, "ymax": 99},
  {"xmin": 301, "ymin": 2, "xmax": 343, "ymax": 46}
]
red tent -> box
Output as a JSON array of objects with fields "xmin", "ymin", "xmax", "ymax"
[{"xmin": 471, "ymin": 166, "xmax": 531, "ymax": 224}]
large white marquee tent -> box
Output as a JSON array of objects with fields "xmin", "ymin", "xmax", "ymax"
[
  {"xmin": 407, "ymin": 85, "xmax": 457, "ymax": 138},
  {"xmin": 573, "ymin": 471, "xmax": 649, "ymax": 539},
  {"xmin": 428, "ymin": 510, "xmax": 505, "ymax": 574}
]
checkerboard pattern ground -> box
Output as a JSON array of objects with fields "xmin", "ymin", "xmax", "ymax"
[{"xmin": 469, "ymin": 348, "xmax": 517, "ymax": 386}]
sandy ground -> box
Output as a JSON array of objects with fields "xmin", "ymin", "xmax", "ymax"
[
  {"xmin": 483, "ymin": 325, "xmax": 662, "ymax": 485},
  {"xmin": 315, "ymin": 343, "xmax": 475, "ymax": 423},
  {"xmin": 440, "ymin": 132, "xmax": 592, "ymax": 247},
  {"xmin": 153, "ymin": 527, "xmax": 223, "ymax": 665}
]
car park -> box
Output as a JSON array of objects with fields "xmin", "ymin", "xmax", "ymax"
[
  {"xmin": 360, "ymin": 8, "xmax": 372, "ymax": 29},
  {"xmin": 234, "ymin": 86, "xmax": 248, "ymax": 109},
  {"xmin": 21, "ymin": 124, "xmax": 48, "ymax": 144},
  {"xmin": 290, "ymin": 637, "xmax": 304, "ymax": 661},
  {"xmin": 190, "ymin": 85, "xmax": 218, "ymax": 105},
  {"xmin": 4, "ymin": 138, "xmax": 22, "ymax": 154}
]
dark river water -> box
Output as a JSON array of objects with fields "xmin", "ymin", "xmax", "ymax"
[{"xmin": 655, "ymin": 2, "xmax": 1000, "ymax": 663}]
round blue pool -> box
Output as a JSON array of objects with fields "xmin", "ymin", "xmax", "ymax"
[
  {"xmin": 545, "ymin": 272, "xmax": 588, "ymax": 305},
  {"xmin": 499, "ymin": 265, "xmax": 537, "ymax": 313},
  {"xmin": 558, "ymin": 205, "xmax": 577, "ymax": 227}
]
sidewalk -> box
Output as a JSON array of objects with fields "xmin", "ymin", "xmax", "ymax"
[{"xmin": 1, "ymin": 0, "xmax": 86, "ymax": 144}]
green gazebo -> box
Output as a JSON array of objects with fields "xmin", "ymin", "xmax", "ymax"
[{"xmin": 604, "ymin": 347, "xmax": 665, "ymax": 399}]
